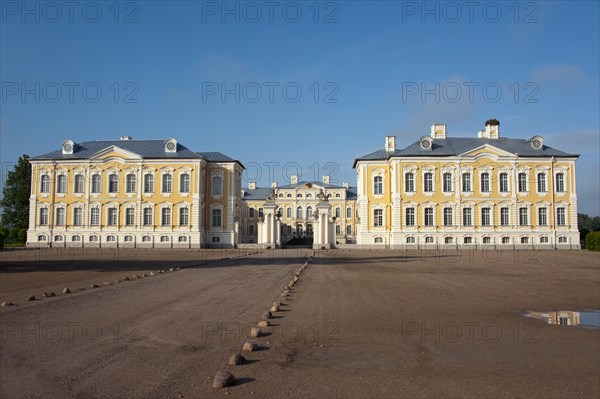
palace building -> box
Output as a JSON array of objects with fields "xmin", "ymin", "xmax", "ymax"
[
  {"xmin": 353, "ymin": 120, "xmax": 580, "ymax": 249},
  {"xmin": 26, "ymin": 137, "xmax": 244, "ymax": 248}
]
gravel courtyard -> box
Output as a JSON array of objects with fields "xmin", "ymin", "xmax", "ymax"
[{"xmin": 1, "ymin": 248, "xmax": 598, "ymax": 398}]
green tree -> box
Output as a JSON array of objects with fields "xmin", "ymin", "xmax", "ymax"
[{"xmin": 0, "ymin": 155, "xmax": 31, "ymax": 230}]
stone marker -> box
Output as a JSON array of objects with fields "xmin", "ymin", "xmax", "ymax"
[
  {"xmin": 212, "ymin": 369, "xmax": 235, "ymax": 388},
  {"xmin": 169, "ymin": 267, "xmax": 175, "ymax": 272},
  {"xmin": 27, "ymin": 295, "xmax": 36, "ymax": 301},
  {"xmin": 104, "ymin": 282, "xmax": 111, "ymax": 286},
  {"xmin": 270, "ymin": 304, "xmax": 279, "ymax": 312},
  {"xmin": 43, "ymin": 292, "xmax": 56, "ymax": 298},
  {"xmin": 228, "ymin": 353, "xmax": 246, "ymax": 366},
  {"xmin": 1, "ymin": 302, "xmax": 14, "ymax": 307},
  {"xmin": 262, "ymin": 311, "xmax": 272, "ymax": 320},
  {"xmin": 250, "ymin": 327, "xmax": 262, "ymax": 337},
  {"xmin": 62, "ymin": 287, "xmax": 71, "ymax": 294},
  {"xmin": 257, "ymin": 320, "xmax": 270, "ymax": 328},
  {"xmin": 149, "ymin": 272, "xmax": 155, "ymax": 276},
  {"xmin": 242, "ymin": 341, "xmax": 258, "ymax": 352},
  {"xmin": 90, "ymin": 284, "xmax": 99, "ymax": 288}
]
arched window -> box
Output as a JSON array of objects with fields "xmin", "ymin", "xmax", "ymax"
[
  {"xmin": 423, "ymin": 173, "xmax": 433, "ymax": 192},
  {"xmin": 89, "ymin": 235, "xmax": 99, "ymax": 242},
  {"xmin": 180, "ymin": 173, "xmax": 190, "ymax": 193},
  {"xmin": 212, "ymin": 176, "xmax": 222, "ymax": 195},
  {"xmin": 346, "ymin": 225, "xmax": 352, "ymax": 235},
  {"xmin": 162, "ymin": 173, "xmax": 172, "ymax": 193},
  {"xmin": 37, "ymin": 235, "xmax": 47, "ymax": 242},
  {"xmin": 74, "ymin": 175, "xmax": 84, "ymax": 193},
  {"xmin": 374, "ymin": 237, "xmax": 383, "ymax": 243},
  {"xmin": 258, "ymin": 208, "xmax": 264, "ymax": 218},
  {"xmin": 91, "ymin": 174, "xmax": 101, "ymax": 193},
  {"xmin": 249, "ymin": 208, "xmax": 255, "ymax": 218},
  {"xmin": 126, "ymin": 173, "xmax": 136, "ymax": 193},
  {"xmin": 306, "ymin": 206, "xmax": 313, "ymax": 219},
  {"xmin": 142, "ymin": 235, "xmax": 151, "ymax": 242},
  {"xmin": 335, "ymin": 207, "xmax": 341, "ymax": 218},
  {"xmin": 106, "ymin": 235, "xmax": 116, "ymax": 242},
  {"xmin": 160, "ymin": 235, "xmax": 169, "ymax": 242},
  {"xmin": 57, "ymin": 175, "xmax": 67, "ymax": 193},
  {"xmin": 40, "ymin": 175, "xmax": 50, "ymax": 193},
  {"xmin": 296, "ymin": 206, "xmax": 303, "ymax": 219},
  {"xmin": 346, "ymin": 207, "xmax": 352, "ymax": 218},
  {"xmin": 373, "ymin": 176, "xmax": 383, "ymax": 194},
  {"xmin": 108, "ymin": 174, "xmax": 119, "ymax": 193},
  {"xmin": 286, "ymin": 207, "xmax": 292, "ymax": 218},
  {"xmin": 72, "ymin": 235, "xmax": 81, "ymax": 242},
  {"xmin": 144, "ymin": 174, "xmax": 154, "ymax": 193},
  {"xmin": 124, "ymin": 235, "xmax": 133, "ymax": 242},
  {"xmin": 178, "ymin": 236, "xmax": 188, "ymax": 242}
]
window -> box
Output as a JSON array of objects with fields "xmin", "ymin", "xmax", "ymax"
[
  {"xmin": 107, "ymin": 235, "xmax": 116, "ymax": 242},
  {"xmin": 161, "ymin": 208, "xmax": 171, "ymax": 226},
  {"xmin": 40, "ymin": 175, "xmax": 50, "ymax": 193},
  {"xmin": 540, "ymin": 236, "xmax": 549, "ymax": 243},
  {"xmin": 481, "ymin": 207, "xmax": 491, "ymax": 226},
  {"xmin": 444, "ymin": 237, "xmax": 453, "ymax": 244},
  {"xmin": 519, "ymin": 207, "xmax": 528, "ymax": 226},
  {"xmin": 74, "ymin": 175, "xmax": 84, "ymax": 193},
  {"xmin": 557, "ymin": 207, "xmax": 566, "ymax": 226},
  {"xmin": 89, "ymin": 235, "xmax": 99, "ymax": 242},
  {"xmin": 55, "ymin": 208, "xmax": 65, "ymax": 226},
  {"xmin": 108, "ymin": 174, "xmax": 119, "ymax": 193},
  {"xmin": 124, "ymin": 235, "xmax": 133, "ymax": 242},
  {"xmin": 556, "ymin": 173, "xmax": 565, "ymax": 192},
  {"xmin": 483, "ymin": 236, "xmax": 491, "ymax": 244},
  {"xmin": 162, "ymin": 174, "xmax": 172, "ymax": 193},
  {"xmin": 178, "ymin": 236, "xmax": 188, "ymax": 242},
  {"xmin": 558, "ymin": 236, "xmax": 567, "ymax": 243},
  {"xmin": 336, "ymin": 225, "xmax": 341, "ymax": 234},
  {"xmin": 374, "ymin": 237, "xmax": 383, "ymax": 243},
  {"xmin": 500, "ymin": 207, "xmax": 509, "ymax": 226},
  {"xmin": 37, "ymin": 235, "xmax": 47, "ymax": 242},
  {"xmin": 212, "ymin": 176, "xmax": 222, "ymax": 195},
  {"xmin": 144, "ymin": 174, "xmax": 154, "ymax": 193},
  {"xmin": 39, "ymin": 208, "xmax": 49, "ymax": 225},
  {"xmin": 143, "ymin": 208, "xmax": 153, "ymax": 226},
  {"xmin": 480, "ymin": 173, "xmax": 490, "ymax": 193},
  {"xmin": 462, "ymin": 173, "xmax": 471, "ymax": 192},
  {"xmin": 160, "ymin": 235, "xmax": 169, "ymax": 242},
  {"xmin": 374, "ymin": 209, "xmax": 383, "ymax": 227},
  {"xmin": 373, "ymin": 176, "xmax": 383, "ymax": 194},
  {"xmin": 296, "ymin": 207, "xmax": 303, "ymax": 219},
  {"xmin": 90, "ymin": 208, "xmax": 100, "ymax": 226},
  {"xmin": 335, "ymin": 193, "xmax": 341, "ymax": 198},
  {"xmin": 518, "ymin": 173, "xmax": 527, "ymax": 192},
  {"xmin": 249, "ymin": 208, "xmax": 255, "ymax": 218},
  {"xmin": 142, "ymin": 235, "xmax": 151, "ymax": 242},
  {"xmin": 443, "ymin": 173, "xmax": 452, "ymax": 192},
  {"xmin": 286, "ymin": 193, "xmax": 292, "ymax": 198},
  {"xmin": 443, "ymin": 207, "xmax": 453, "ymax": 226},
  {"xmin": 405, "ymin": 173, "xmax": 415, "ymax": 192},
  {"xmin": 425, "ymin": 236, "xmax": 434, "ymax": 243},
  {"xmin": 558, "ymin": 316, "xmax": 569, "ymax": 325},
  {"xmin": 212, "ymin": 236, "xmax": 221, "ymax": 243},
  {"xmin": 286, "ymin": 207, "xmax": 292, "ymax": 218},
  {"xmin": 538, "ymin": 207, "xmax": 547, "ymax": 226},
  {"xmin": 180, "ymin": 173, "xmax": 190, "ymax": 193},
  {"xmin": 462, "ymin": 208, "xmax": 472, "ymax": 226},
  {"xmin": 211, "ymin": 209, "xmax": 222, "ymax": 227},
  {"xmin": 346, "ymin": 207, "xmax": 352, "ymax": 219},
  {"xmin": 502, "ymin": 237, "xmax": 510, "ymax": 244},
  {"xmin": 57, "ymin": 175, "xmax": 67, "ymax": 193},
  {"xmin": 306, "ymin": 206, "xmax": 313, "ymax": 219},
  {"xmin": 258, "ymin": 208, "xmax": 264, "ymax": 218},
  {"xmin": 346, "ymin": 225, "xmax": 352, "ymax": 235},
  {"xmin": 424, "ymin": 207, "xmax": 434, "ymax": 226},
  {"xmin": 125, "ymin": 208, "xmax": 135, "ymax": 226},
  {"xmin": 126, "ymin": 174, "xmax": 136, "ymax": 193},
  {"xmin": 499, "ymin": 173, "xmax": 508, "ymax": 192},
  {"xmin": 54, "ymin": 235, "xmax": 63, "ymax": 242},
  {"xmin": 248, "ymin": 225, "xmax": 254, "ymax": 235},
  {"xmin": 405, "ymin": 208, "xmax": 415, "ymax": 226},
  {"xmin": 423, "ymin": 172, "xmax": 433, "ymax": 192},
  {"xmin": 335, "ymin": 207, "xmax": 340, "ymax": 218},
  {"xmin": 91, "ymin": 174, "xmax": 101, "ymax": 193},
  {"xmin": 297, "ymin": 193, "xmax": 303, "ymax": 198},
  {"xmin": 406, "ymin": 237, "xmax": 416, "ymax": 243},
  {"xmin": 108, "ymin": 208, "xmax": 118, "ymax": 226},
  {"xmin": 464, "ymin": 237, "xmax": 473, "ymax": 244},
  {"xmin": 72, "ymin": 235, "xmax": 81, "ymax": 242},
  {"xmin": 179, "ymin": 207, "xmax": 189, "ymax": 226},
  {"xmin": 521, "ymin": 237, "xmax": 529, "ymax": 244},
  {"xmin": 537, "ymin": 173, "xmax": 546, "ymax": 192},
  {"xmin": 73, "ymin": 208, "xmax": 83, "ymax": 226}
]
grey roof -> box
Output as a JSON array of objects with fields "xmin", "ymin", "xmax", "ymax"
[
  {"xmin": 346, "ymin": 187, "xmax": 357, "ymax": 200},
  {"xmin": 353, "ymin": 137, "xmax": 579, "ymax": 167},
  {"xmin": 278, "ymin": 180, "xmax": 346, "ymax": 189},
  {"xmin": 31, "ymin": 140, "xmax": 202, "ymax": 160},
  {"xmin": 242, "ymin": 188, "xmax": 273, "ymax": 200},
  {"xmin": 196, "ymin": 152, "xmax": 235, "ymax": 162}
]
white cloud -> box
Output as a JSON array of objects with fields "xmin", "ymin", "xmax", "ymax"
[{"xmin": 531, "ymin": 63, "xmax": 587, "ymax": 86}]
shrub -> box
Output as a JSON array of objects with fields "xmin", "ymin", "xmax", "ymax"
[
  {"xmin": 0, "ymin": 231, "xmax": 4, "ymax": 250},
  {"xmin": 585, "ymin": 231, "xmax": 600, "ymax": 251},
  {"xmin": 580, "ymin": 228, "xmax": 590, "ymax": 243},
  {"xmin": 17, "ymin": 228, "xmax": 27, "ymax": 243}
]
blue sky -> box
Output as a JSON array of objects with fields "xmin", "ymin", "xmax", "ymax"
[{"xmin": 1, "ymin": 0, "xmax": 598, "ymax": 215}]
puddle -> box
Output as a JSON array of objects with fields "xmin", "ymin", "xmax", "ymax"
[{"xmin": 525, "ymin": 310, "xmax": 600, "ymax": 329}]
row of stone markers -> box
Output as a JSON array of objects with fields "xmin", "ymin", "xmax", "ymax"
[
  {"xmin": 212, "ymin": 251, "xmax": 315, "ymax": 390},
  {"xmin": 0, "ymin": 251, "xmax": 260, "ymax": 308}
]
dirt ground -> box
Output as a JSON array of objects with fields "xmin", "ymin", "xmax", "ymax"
[{"xmin": 0, "ymin": 248, "xmax": 599, "ymax": 398}]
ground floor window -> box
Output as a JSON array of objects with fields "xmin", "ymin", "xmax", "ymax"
[
  {"xmin": 482, "ymin": 236, "xmax": 491, "ymax": 244},
  {"xmin": 374, "ymin": 237, "xmax": 383, "ymax": 243},
  {"xmin": 444, "ymin": 237, "xmax": 453, "ymax": 244},
  {"xmin": 558, "ymin": 236, "xmax": 567, "ymax": 243},
  {"xmin": 520, "ymin": 237, "xmax": 529, "ymax": 244},
  {"xmin": 142, "ymin": 235, "xmax": 151, "ymax": 242},
  {"xmin": 89, "ymin": 235, "xmax": 99, "ymax": 242},
  {"xmin": 178, "ymin": 236, "xmax": 188, "ymax": 242},
  {"xmin": 502, "ymin": 237, "xmax": 510, "ymax": 244},
  {"xmin": 346, "ymin": 225, "xmax": 352, "ymax": 235},
  {"xmin": 54, "ymin": 235, "xmax": 63, "ymax": 242},
  {"xmin": 425, "ymin": 236, "xmax": 434, "ymax": 243},
  {"xmin": 124, "ymin": 235, "xmax": 133, "ymax": 242},
  {"xmin": 406, "ymin": 237, "xmax": 415, "ymax": 244},
  {"xmin": 160, "ymin": 235, "xmax": 169, "ymax": 242},
  {"xmin": 540, "ymin": 236, "xmax": 549, "ymax": 243},
  {"xmin": 212, "ymin": 236, "xmax": 221, "ymax": 243},
  {"xmin": 464, "ymin": 237, "xmax": 473, "ymax": 244},
  {"xmin": 72, "ymin": 235, "xmax": 81, "ymax": 242},
  {"xmin": 107, "ymin": 235, "xmax": 116, "ymax": 242}
]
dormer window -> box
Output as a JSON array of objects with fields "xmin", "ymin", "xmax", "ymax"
[
  {"xmin": 165, "ymin": 139, "xmax": 178, "ymax": 153},
  {"xmin": 62, "ymin": 140, "xmax": 74, "ymax": 154}
]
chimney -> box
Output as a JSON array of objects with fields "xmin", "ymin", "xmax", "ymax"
[
  {"xmin": 430, "ymin": 123, "xmax": 447, "ymax": 139},
  {"xmin": 385, "ymin": 136, "xmax": 396, "ymax": 152},
  {"xmin": 248, "ymin": 182, "xmax": 256, "ymax": 190},
  {"xmin": 120, "ymin": 136, "xmax": 133, "ymax": 140},
  {"xmin": 291, "ymin": 175, "xmax": 298, "ymax": 184},
  {"xmin": 322, "ymin": 175, "xmax": 330, "ymax": 184},
  {"xmin": 271, "ymin": 181, "xmax": 277, "ymax": 188},
  {"xmin": 479, "ymin": 119, "xmax": 500, "ymax": 139},
  {"xmin": 343, "ymin": 181, "xmax": 349, "ymax": 189}
]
